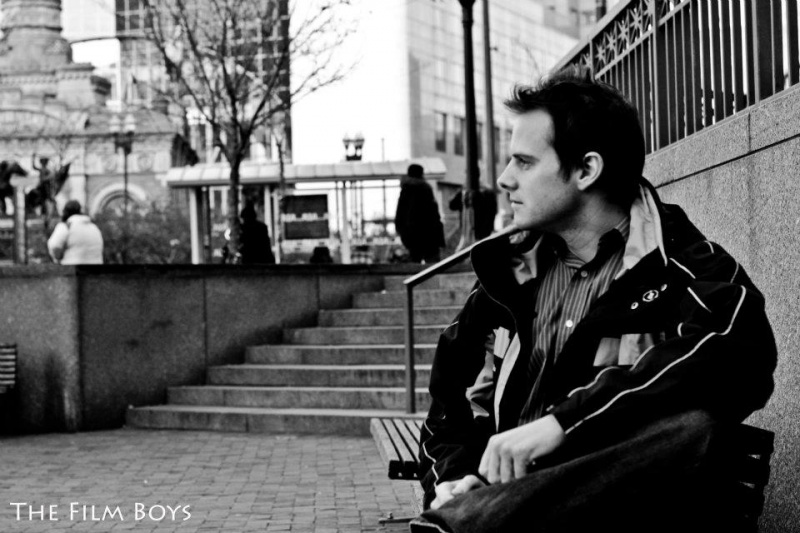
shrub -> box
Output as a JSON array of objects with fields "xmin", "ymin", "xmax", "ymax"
[{"xmin": 94, "ymin": 202, "xmax": 192, "ymax": 264}]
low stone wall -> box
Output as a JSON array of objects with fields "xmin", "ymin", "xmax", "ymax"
[
  {"xmin": 0, "ymin": 263, "xmax": 421, "ymax": 434},
  {"xmin": 646, "ymin": 84, "xmax": 800, "ymax": 533}
]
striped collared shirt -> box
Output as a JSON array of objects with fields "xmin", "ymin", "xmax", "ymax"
[{"xmin": 518, "ymin": 216, "xmax": 631, "ymax": 424}]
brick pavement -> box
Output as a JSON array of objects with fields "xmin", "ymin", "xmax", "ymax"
[{"xmin": 0, "ymin": 429, "xmax": 419, "ymax": 533}]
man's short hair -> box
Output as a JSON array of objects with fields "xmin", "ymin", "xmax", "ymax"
[
  {"xmin": 62, "ymin": 199, "xmax": 82, "ymax": 221},
  {"xmin": 407, "ymin": 164, "xmax": 424, "ymax": 179},
  {"xmin": 505, "ymin": 65, "xmax": 645, "ymax": 206}
]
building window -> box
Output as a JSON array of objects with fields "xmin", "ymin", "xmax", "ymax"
[
  {"xmin": 454, "ymin": 117, "xmax": 465, "ymax": 156},
  {"xmin": 435, "ymin": 112, "xmax": 447, "ymax": 152}
]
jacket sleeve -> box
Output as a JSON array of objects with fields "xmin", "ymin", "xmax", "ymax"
[
  {"xmin": 47, "ymin": 222, "xmax": 69, "ymax": 263},
  {"xmin": 548, "ymin": 240, "xmax": 777, "ymax": 435},
  {"xmin": 418, "ymin": 283, "xmax": 498, "ymax": 508}
]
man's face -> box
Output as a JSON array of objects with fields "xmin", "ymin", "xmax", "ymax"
[{"xmin": 498, "ymin": 109, "xmax": 581, "ymax": 233}]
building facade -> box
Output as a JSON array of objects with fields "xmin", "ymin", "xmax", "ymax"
[{"xmin": 0, "ymin": 0, "xmax": 193, "ymax": 263}]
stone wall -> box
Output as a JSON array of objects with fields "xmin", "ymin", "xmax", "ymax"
[
  {"xmin": 0, "ymin": 263, "xmax": 420, "ymax": 433},
  {"xmin": 645, "ymin": 84, "xmax": 800, "ymax": 533}
]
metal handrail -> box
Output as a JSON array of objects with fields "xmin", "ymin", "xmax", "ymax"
[{"xmin": 402, "ymin": 225, "xmax": 520, "ymax": 413}]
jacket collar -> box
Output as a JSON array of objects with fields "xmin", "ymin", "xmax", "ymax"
[{"xmin": 471, "ymin": 177, "xmax": 671, "ymax": 296}]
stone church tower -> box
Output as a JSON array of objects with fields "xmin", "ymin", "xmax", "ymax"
[
  {"xmin": 0, "ymin": 0, "xmax": 110, "ymax": 106},
  {"xmin": 0, "ymin": 0, "xmax": 72, "ymax": 72},
  {"xmin": 0, "ymin": 0, "xmax": 189, "ymax": 264}
]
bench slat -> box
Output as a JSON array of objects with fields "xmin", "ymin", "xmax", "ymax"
[
  {"xmin": 392, "ymin": 419, "xmax": 421, "ymax": 479},
  {"xmin": 370, "ymin": 418, "xmax": 402, "ymax": 478},
  {"xmin": 383, "ymin": 419, "xmax": 417, "ymax": 480},
  {"xmin": 403, "ymin": 419, "xmax": 423, "ymax": 442},
  {"xmin": 0, "ymin": 343, "xmax": 15, "ymax": 394}
]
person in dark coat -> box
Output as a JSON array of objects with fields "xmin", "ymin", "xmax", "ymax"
[
  {"xmin": 449, "ymin": 186, "xmax": 498, "ymax": 240},
  {"xmin": 239, "ymin": 205, "xmax": 275, "ymax": 264},
  {"xmin": 412, "ymin": 66, "xmax": 776, "ymax": 532},
  {"xmin": 395, "ymin": 164, "xmax": 445, "ymax": 263}
]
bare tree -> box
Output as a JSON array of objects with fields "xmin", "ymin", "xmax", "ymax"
[{"xmin": 141, "ymin": 0, "xmax": 354, "ymax": 256}]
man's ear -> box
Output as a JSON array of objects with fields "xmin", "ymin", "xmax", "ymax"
[{"xmin": 574, "ymin": 151, "xmax": 604, "ymax": 192}]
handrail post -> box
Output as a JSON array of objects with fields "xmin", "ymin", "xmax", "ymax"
[{"xmin": 404, "ymin": 284, "xmax": 416, "ymax": 414}]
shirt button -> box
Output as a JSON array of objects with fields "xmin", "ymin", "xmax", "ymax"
[
  {"xmin": 580, "ymin": 271, "xmax": 588, "ymax": 278},
  {"xmin": 661, "ymin": 284, "xmax": 668, "ymax": 291},
  {"xmin": 631, "ymin": 302, "xmax": 639, "ymax": 310},
  {"xmin": 565, "ymin": 319, "xmax": 574, "ymax": 328}
]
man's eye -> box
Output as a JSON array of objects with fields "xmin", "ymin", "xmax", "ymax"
[{"xmin": 517, "ymin": 159, "xmax": 533, "ymax": 169}]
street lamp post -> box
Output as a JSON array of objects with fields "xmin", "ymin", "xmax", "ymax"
[
  {"xmin": 109, "ymin": 113, "xmax": 136, "ymax": 215},
  {"xmin": 342, "ymin": 132, "xmax": 365, "ymax": 161},
  {"xmin": 339, "ymin": 133, "xmax": 365, "ymax": 264},
  {"xmin": 457, "ymin": 0, "xmax": 480, "ymax": 250}
]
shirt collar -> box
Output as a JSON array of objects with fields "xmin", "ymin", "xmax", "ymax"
[{"xmin": 510, "ymin": 182, "xmax": 666, "ymax": 285}]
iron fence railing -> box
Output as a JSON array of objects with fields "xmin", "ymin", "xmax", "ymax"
[{"xmin": 556, "ymin": 0, "xmax": 800, "ymax": 154}]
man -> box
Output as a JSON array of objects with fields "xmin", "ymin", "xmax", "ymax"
[
  {"xmin": 47, "ymin": 200, "xmax": 104, "ymax": 264},
  {"xmin": 239, "ymin": 205, "xmax": 275, "ymax": 264},
  {"xmin": 414, "ymin": 67, "xmax": 776, "ymax": 532},
  {"xmin": 395, "ymin": 163, "xmax": 446, "ymax": 263}
]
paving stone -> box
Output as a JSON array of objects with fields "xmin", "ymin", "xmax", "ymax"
[{"xmin": 0, "ymin": 429, "xmax": 419, "ymax": 532}]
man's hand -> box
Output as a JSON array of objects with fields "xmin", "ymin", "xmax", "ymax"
[
  {"xmin": 430, "ymin": 475, "xmax": 486, "ymax": 509},
  {"xmin": 478, "ymin": 414, "xmax": 565, "ymax": 484}
]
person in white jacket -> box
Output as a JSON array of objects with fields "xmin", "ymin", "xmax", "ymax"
[{"xmin": 47, "ymin": 200, "xmax": 104, "ymax": 264}]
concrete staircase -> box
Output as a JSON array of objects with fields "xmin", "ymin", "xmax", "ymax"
[{"xmin": 126, "ymin": 272, "xmax": 476, "ymax": 436}]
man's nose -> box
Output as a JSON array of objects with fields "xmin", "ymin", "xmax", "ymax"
[{"xmin": 497, "ymin": 165, "xmax": 514, "ymax": 192}]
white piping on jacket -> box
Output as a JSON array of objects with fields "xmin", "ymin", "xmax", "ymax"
[
  {"xmin": 687, "ymin": 287, "xmax": 711, "ymax": 313},
  {"xmin": 564, "ymin": 286, "xmax": 748, "ymax": 435},
  {"xmin": 421, "ymin": 419, "xmax": 440, "ymax": 483},
  {"xmin": 670, "ymin": 257, "xmax": 696, "ymax": 279}
]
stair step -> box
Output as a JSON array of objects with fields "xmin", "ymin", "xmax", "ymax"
[
  {"xmin": 126, "ymin": 405, "xmax": 425, "ymax": 436},
  {"xmin": 382, "ymin": 272, "xmax": 476, "ymax": 291},
  {"xmin": 283, "ymin": 325, "xmax": 446, "ymax": 345},
  {"xmin": 168, "ymin": 385, "xmax": 431, "ymax": 410},
  {"xmin": 245, "ymin": 344, "xmax": 436, "ymax": 365},
  {"xmin": 207, "ymin": 364, "xmax": 432, "ymax": 387},
  {"xmin": 318, "ymin": 306, "xmax": 460, "ymax": 327},
  {"xmin": 353, "ymin": 289, "xmax": 470, "ymax": 309}
]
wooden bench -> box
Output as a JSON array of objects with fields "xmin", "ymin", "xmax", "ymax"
[
  {"xmin": 370, "ymin": 416, "xmax": 775, "ymax": 530},
  {"xmin": 714, "ymin": 423, "xmax": 775, "ymax": 532},
  {"xmin": 370, "ymin": 417, "xmax": 425, "ymax": 524},
  {"xmin": 0, "ymin": 343, "xmax": 16, "ymax": 396}
]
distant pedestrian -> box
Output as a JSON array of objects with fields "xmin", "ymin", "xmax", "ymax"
[
  {"xmin": 309, "ymin": 244, "xmax": 334, "ymax": 264},
  {"xmin": 47, "ymin": 200, "xmax": 104, "ymax": 264},
  {"xmin": 394, "ymin": 164, "xmax": 445, "ymax": 263},
  {"xmin": 239, "ymin": 205, "xmax": 275, "ymax": 264},
  {"xmin": 449, "ymin": 186, "xmax": 498, "ymax": 240}
]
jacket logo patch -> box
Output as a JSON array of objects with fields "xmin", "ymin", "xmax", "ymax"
[{"xmin": 642, "ymin": 290, "xmax": 659, "ymax": 302}]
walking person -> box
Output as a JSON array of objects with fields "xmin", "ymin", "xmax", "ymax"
[
  {"xmin": 395, "ymin": 163, "xmax": 445, "ymax": 263},
  {"xmin": 47, "ymin": 200, "xmax": 104, "ymax": 264},
  {"xmin": 238, "ymin": 205, "xmax": 275, "ymax": 264},
  {"xmin": 412, "ymin": 66, "xmax": 776, "ymax": 532}
]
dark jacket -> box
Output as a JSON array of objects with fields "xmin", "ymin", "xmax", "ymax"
[
  {"xmin": 395, "ymin": 176, "xmax": 445, "ymax": 253},
  {"xmin": 239, "ymin": 219, "xmax": 275, "ymax": 264},
  {"xmin": 418, "ymin": 180, "xmax": 776, "ymax": 507}
]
